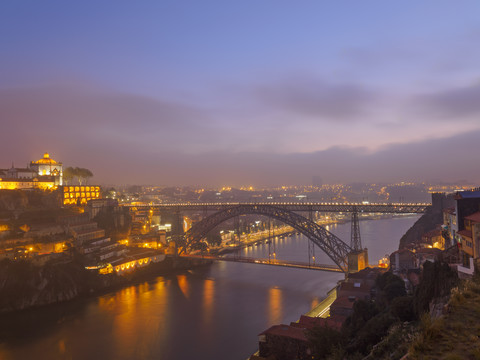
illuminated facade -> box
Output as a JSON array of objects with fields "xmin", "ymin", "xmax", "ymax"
[
  {"xmin": 111, "ymin": 253, "xmax": 165, "ymax": 274},
  {"xmin": 0, "ymin": 178, "xmax": 56, "ymax": 190},
  {"xmin": 0, "ymin": 152, "xmax": 62, "ymax": 190},
  {"xmin": 62, "ymin": 185, "xmax": 101, "ymax": 205},
  {"xmin": 29, "ymin": 152, "xmax": 63, "ymax": 185}
]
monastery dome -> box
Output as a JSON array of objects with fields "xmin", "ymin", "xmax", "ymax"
[{"xmin": 34, "ymin": 152, "xmax": 58, "ymax": 165}]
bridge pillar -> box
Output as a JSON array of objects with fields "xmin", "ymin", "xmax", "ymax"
[
  {"xmin": 172, "ymin": 211, "xmax": 185, "ymax": 256},
  {"xmin": 347, "ymin": 248, "xmax": 369, "ymax": 273},
  {"xmin": 350, "ymin": 207, "xmax": 362, "ymax": 251}
]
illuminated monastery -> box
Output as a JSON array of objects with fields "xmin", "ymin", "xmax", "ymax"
[{"xmin": 0, "ymin": 152, "xmax": 62, "ymax": 190}]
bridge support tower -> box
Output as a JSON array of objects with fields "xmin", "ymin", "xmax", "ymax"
[
  {"xmin": 172, "ymin": 211, "xmax": 185, "ymax": 256},
  {"xmin": 350, "ymin": 207, "xmax": 362, "ymax": 251},
  {"xmin": 347, "ymin": 207, "xmax": 368, "ymax": 273}
]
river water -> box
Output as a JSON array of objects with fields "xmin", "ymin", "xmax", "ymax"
[{"xmin": 0, "ymin": 215, "xmax": 419, "ymax": 360}]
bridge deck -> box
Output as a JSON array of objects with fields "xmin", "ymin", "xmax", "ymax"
[
  {"xmin": 127, "ymin": 202, "xmax": 430, "ymax": 213},
  {"xmin": 180, "ymin": 254, "xmax": 344, "ymax": 273}
]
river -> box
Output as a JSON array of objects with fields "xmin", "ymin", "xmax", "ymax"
[{"xmin": 0, "ymin": 215, "xmax": 419, "ymax": 360}]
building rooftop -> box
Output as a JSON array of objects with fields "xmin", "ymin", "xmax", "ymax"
[
  {"xmin": 391, "ymin": 248, "xmax": 415, "ymax": 255},
  {"xmin": 289, "ymin": 315, "xmax": 344, "ymax": 331},
  {"xmin": 330, "ymin": 296, "xmax": 356, "ymax": 310},
  {"xmin": 259, "ymin": 324, "xmax": 308, "ymax": 342},
  {"xmin": 457, "ymin": 229, "xmax": 472, "ymax": 238},
  {"xmin": 455, "ymin": 189, "xmax": 480, "ymax": 199},
  {"xmin": 465, "ymin": 211, "xmax": 480, "ymax": 223},
  {"xmin": 347, "ymin": 267, "xmax": 384, "ymax": 280}
]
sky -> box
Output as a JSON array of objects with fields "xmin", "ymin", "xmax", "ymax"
[{"xmin": 1, "ymin": 1, "xmax": 480, "ymax": 186}]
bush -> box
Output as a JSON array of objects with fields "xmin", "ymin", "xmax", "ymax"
[
  {"xmin": 414, "ymin": 261, "xmax": 458, "ymax": 316},
  {"xmin": 391, "ymin": 296, "xmax": 416, "ymax": 322},
  {"xmin": 342, "ymin": 300, "xmax": 379, "ymax": 339},
  {"xmin": 376, "ymin": 271, "xmax": 407, "ymax": 304},
  {"xmin": 307, "ymin": 325, "xmax": 343, "ymax": 360},
  {"xmin": 346, "ymin": 312, "xmax": 397, "ymax": 355}
]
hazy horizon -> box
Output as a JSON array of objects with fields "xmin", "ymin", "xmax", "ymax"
[{"xmin": 2, "ymin": 1, "xmax": 480, "ymax": 186}]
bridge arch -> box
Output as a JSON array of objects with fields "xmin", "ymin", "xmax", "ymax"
[{"xmin": 181, "ymin": 204, "xmax": 353, "ymax": 272}]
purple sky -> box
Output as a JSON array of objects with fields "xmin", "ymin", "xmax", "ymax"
[{"xmin": 1, "ymin": 1, "xmax": 480, "ymax": 186}]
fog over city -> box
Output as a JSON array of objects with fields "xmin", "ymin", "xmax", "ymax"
[{"xmin": 1, "ymin": 1, "xmax": 480, "ymax": 185}]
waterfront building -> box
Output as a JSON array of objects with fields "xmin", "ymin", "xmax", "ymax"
[
  {"xmin": 109, "ymin": 248, "xmax": 165, "ymax": 275},
  {"xmin": 390, "ymin": 248, "xmax": 416, "ymax": 272},
  {"xmin": 457, "ymin": 211, "xmax": 480, "ymax": 262},
  {"xmin": 452, "ymin": 189, "xmax": 480, "ymax": 266},
  {"xmin": 465, "ymin": 212, "xmax": 480, "ymax": 259},
  {"xmin": 421, "ymin": 228, "xmax": 445, "ymax": 249},
  {"xmin": 258, "ymin": 324, "xmax": 311, "ymax": 360}
]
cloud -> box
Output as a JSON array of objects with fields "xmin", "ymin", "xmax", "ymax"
[
  {"xmin": 1, "ymin": 83, "xmax": 479, "ymax": 187},
  {"xmin": 89, "ymin": 129, "xmax": 480, "ymax": 186},
  {"xmin": 252, "ymin": 77, "xmax": 374, "ymax": 121},
  {"xmin": 413, "ymin": 83, "xmax": 480, "ymax": 118},
  {"xmin": 0, "ymin": 85, "xmax": 214, "ymax": 154}
]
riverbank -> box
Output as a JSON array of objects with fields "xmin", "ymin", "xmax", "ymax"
[
  {"xmin": 304, "ymin": 286, "xmax": 338, "ymax": 318},
  {"xmin": 216, "ymin": 213, "xmax": 408, "ymax": 256},
  {"xmin": 0, "ymin": 255, "xmax": 212, "ymax": 314}
]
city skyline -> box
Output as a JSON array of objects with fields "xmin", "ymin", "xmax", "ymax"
[{"xmin": 1, "ymin": 1, "xmax": 480, "ymax": 186}]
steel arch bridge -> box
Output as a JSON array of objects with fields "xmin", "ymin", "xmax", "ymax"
[{"xmin": 180, "ymin": 204, "xmax": 353, "ymax": 272}]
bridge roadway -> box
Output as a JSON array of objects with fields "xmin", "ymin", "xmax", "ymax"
[
  {"xmin": 180, "ymin": 254, "xmax": 344, "ymax": 272},
  {"xmin": 127, "ymin": 202, "xmax": 430, "ymax": 213}
]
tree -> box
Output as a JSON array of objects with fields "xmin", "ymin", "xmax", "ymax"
[
  {"xmin": 206, "ymin": 231, "xmax": 222, "ymax": 246},
  {"xmin": 376, "ymin": 272, "xmax": 407, "ymax": 304},
  {"xmin": 76, "ymin": 167, "xmax": 93, "ymax": 185},
  {"xmin": 63, "ymin": 167, "xmax": 75, "ymax": 185}
]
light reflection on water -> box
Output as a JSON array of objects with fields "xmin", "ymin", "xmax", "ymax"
[
  {"xmin": 268, "ymin": 287, "xmax": 283, "ymax": 324},
  {"xmin": 0, "ymin": 216, "xmax": 419, "ymax": 360}
]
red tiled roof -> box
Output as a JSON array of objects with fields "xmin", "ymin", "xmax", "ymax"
[
  {"xmin": 458, "ymin": 229, "xmax": 472, "ymax": 239},
  {"xmin": 347, "ymin": 267, "xmax": 384, "ymax": 280},
  {"xmin": 339, "ymin": 281, "xmax": 370, "ymax": 292},
  {"xmin": 293, "ymin": 315, "xmax": 344, "ymax": 331},
  {"xmin": 330, "ymin": 296, "xmax": 356, "ymax": 310},
  {"xmin": 391, "ymin": 248, "xmax": 415, "ymax": 255},
  {"xmin": 259, "ymin": 324, "xmax": 308, "ymax": 342},
  {"xmin": 465, "ymin": 211, "xmax": 480, "ymax": 223},
  {"xmin": 415, "ymin": 248, "xmax": 442, "ymax": 255}
]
